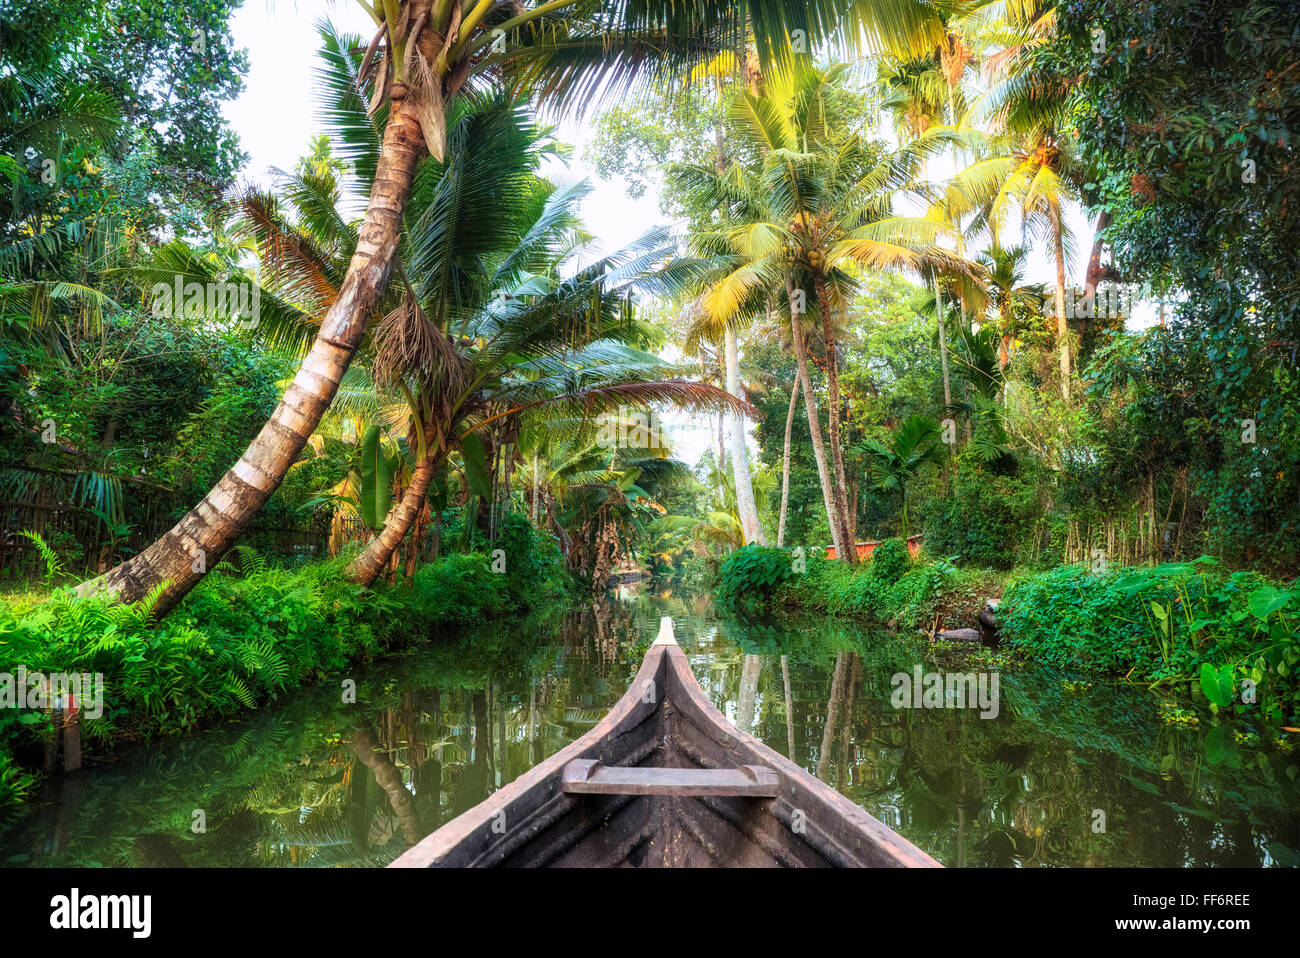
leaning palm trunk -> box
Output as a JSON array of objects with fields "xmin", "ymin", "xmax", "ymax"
[
  {"xmin": 724, "ymin": 324, "xmax": 765, "ymax": 545},
  {"xmin": 347, "ymin": 436, "xmax": 445, "ymax": 587},
  {"xmin": 78, "ymin": 102, "xmax": 430, "ymax": 614},
  {"xmin": 788, "ymin": 282, "xmax": 847, "ymax": 562},
  {"xmin": 813, "ymin": 271, "xmax": 855, "ymax": 558},
  {"xmin": 776, "ymin": 375, "xmax": 799, "ymax": 548}
]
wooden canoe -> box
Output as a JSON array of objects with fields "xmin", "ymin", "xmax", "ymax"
[{"xmin": 390, "ymin": 618, "xmax": 940, "ymax": 868}]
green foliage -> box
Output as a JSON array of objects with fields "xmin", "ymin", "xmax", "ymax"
[
  {"xmin": 923, "ymin": 455, "xmax": 1043, "ymax": 569},
  {"xmin": 16, "ymin": 531, "xmax": 64, "ymax": 584},
  {"xmin": 869, "ymin": 538, "xmax": 911, "ymax": 585},
  {"xmin": 1056, "ymin": 0, "xmax": 1299, "ymax": 326},
  {"xmin": 0, "ymin": 751, "xmax": 36, "ymax": 812},
  {"xmin": 357, "ymin": 423, "xmax": 392, "ymax": 532},
  {"xmin": 1001, "ymin": 560, "xmax": 1300, "ymax": 725},
  {"xmin": 775, "ymin": 544, "xmax": 955, "ymax": 631},
  {"xmin": 716, "ymin": 545, "xmax": 794, "ymax": 609},
  {"xmin": 0, "ymin": 531, "xmax": 568, "ymax": 808}
]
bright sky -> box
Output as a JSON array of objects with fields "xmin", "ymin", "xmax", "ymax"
[{"xmin": 222, "ymin": 5, "xmax": 1154, "ymax": 469}]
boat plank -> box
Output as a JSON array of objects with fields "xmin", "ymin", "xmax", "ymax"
[{"xmin": 562, "ymin": 759, "xmax": 780, "ymax": 797}]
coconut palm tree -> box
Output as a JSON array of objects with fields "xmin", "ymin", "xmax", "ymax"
[
  {"xmin": 675, "ymin": 63, "xmax": 981, "ymax": 558},
  {"xmin": 946, "ymin": 120, "xmax": 1082, "ymax": 399},
  {"xmin": 979, "ymin": 244, "xmax": 1039, "ymax": 372},
  {"xmin": 78, "ymin": 0, "xmax": 866, "ymax": 615}
]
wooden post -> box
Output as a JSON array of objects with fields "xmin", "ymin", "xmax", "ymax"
[{"xmin": 63, "ymin": 693, "xmax": 81, "ymax": 773}]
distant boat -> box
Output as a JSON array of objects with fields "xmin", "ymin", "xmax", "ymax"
[{"xmin": 391, "ymin": 618, "xmax": 939, "ymax": 868}]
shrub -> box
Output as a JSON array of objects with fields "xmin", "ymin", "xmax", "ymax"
[
  {"xmin": 1000, "ymin": 559, "xmax": 1300, "ymax": 725},
  {"xmin": 716, "ymin": 545, "xmax": 794, "ymax": 609},
  {"xmin": 923, "ymin": 459, "xmax": 1041, "ymax": 569},
  {"xmin": 869, "ymin": 538, "xmax": 911, "ymax": 584}
]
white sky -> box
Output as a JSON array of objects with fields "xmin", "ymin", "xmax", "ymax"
[{"xmin": 223, "ymin": 5, "xmax": 1154, "ymax": 470}]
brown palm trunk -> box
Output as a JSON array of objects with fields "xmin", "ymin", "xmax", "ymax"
[
  {"xmin": 348, "ymin": 436, "xmax": 444, "ymax": 587},
  {"xmin": 1050, "ymin": 201, "xmax": 1071, "ymax": 401},
  {"xmin": 776, "ymin": 375, "xmax": 800, "ymax": 548},
  {"xmin": 351, "ymin": 725, "xmax": 424, "ymax": 845},
  {"xmin": 78, "ymin": 90, "xmax": 431, "ymax": 615},
  {"xmin": 788, "ymin": 280, "xmax": 847, "ymax": 562},
  {"xmin": 813, "ymin": 270, "xmax": 855, "ymax": 559}
]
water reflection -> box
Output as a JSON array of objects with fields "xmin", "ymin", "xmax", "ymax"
[{"xmin": 2, "ymin": 593, "xmax": 1297, "ymax": 867}]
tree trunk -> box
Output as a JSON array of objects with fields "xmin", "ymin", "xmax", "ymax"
[
  {"xmin": 780, "ymin": 654, "xmax": 795, "ymax": 760},
  {"xmin": 347, "ymin": 434, "xmax": 444, "ymax": 587},
  {"xmin": 530, "ymin": 450, "xmax": 540, "ymax": 527},
  {"xmin": 736, "ymin": 654, "xmax": 763, "ymax": 734},
  {"xmin": 813, "ymin": 270, "xmax": 855, "ymax": 559},
  {"xmin": 776, "ymin": 375, "xmax": 800, "ymax": 548},
  {"xmin": 724, "ymin": 324, "xmax": 765, "ymax": 545},
  {"xmin": 933, "ymin": 268, "xmax": 953, "ymax": 410},
  {"xmin": 816, "ymin": 652, "xmax": 848, "ymax": 782},
  {"xmin": 1050, "ymin": 200, "xmax": 1071, "ymax": 401},
  {"xmin": 788, "ymin": 280, "xmax": 847, "ymax": 562},
  {"xmin": 1079, "ymin": 209, "xmax": 1112, "ymax": 343},
  {"xmin": 78, "ymin": 90, "xmax": 431, "ymax": 615},
  {"xmin": 351, "ymin": 725, "xmax": 424, "ymax": 845}
]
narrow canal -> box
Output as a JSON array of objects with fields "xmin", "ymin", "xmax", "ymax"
[{"xmin": 3, "ymin": 592, "xmax": 1297, "ymax": 867}]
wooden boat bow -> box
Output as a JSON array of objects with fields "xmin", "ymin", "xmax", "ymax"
[{"xmin": 391, "ymin": 617, "xmax": 940, "ymax": 868}]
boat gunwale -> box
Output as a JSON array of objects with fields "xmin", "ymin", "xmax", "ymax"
[{"xmin": 390, "ymin": 628, "xmax": 940, "ymax": 868}]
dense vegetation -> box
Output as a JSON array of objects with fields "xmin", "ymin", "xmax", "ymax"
[
  {"xmin": 0, "ymin": 523, "xmax": 566, "ymax": 809},
  {"xmin": 1, "ymin": 0, "xmax": 1297, "ymax": 833}
]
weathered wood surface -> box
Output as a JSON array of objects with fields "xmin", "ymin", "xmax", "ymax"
[
  {"xmin": 561, "ymin": 759, "xmax": 780, "ymax": 797},
  {"xmin": 390, "ymin": 618, "xmax": 940, "ymax": 868}
]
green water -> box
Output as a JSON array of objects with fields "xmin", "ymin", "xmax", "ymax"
[{"xmin": 2, "ymin": 591, "xmax": 1297, "ymax": 867}]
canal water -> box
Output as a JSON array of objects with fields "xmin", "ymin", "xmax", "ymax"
[{"xmin": 2, "ymin": 591, "xmax": 1297, "ymax": 867}]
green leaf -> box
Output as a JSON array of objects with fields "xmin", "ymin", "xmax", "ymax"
[
  {"xmin": 1204, "ymin": 725, "xmax": 1239, "ymax": 767},
  {"xmin": 1248, "ymin": 585, "xmax": 1289, "ymax": 620},
  {"xmin": 1217, "ymin": 664, "xmax": 1236, "ymax": 705},
  {"xmin": 1199, "ymin": 662, "xmax": 1231, "ymax": 707},
  {"xmin": 1122, "ymin": 774, "xmax": 1161, "ymax": 795},
  {"xmin": 358, "ymin": 424, "xmax": 391, "ymax": 532}
]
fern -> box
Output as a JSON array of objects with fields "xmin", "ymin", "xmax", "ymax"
[
  {"xmin": 18, "ymin": 530, "xmax": 64, "ymax": 584},
  {"xmin": 134, "ymin": 581, "xmax": 170, "ymax": 622},
  {"xmin": 214, "ymin": 544, "xmax": 267, "ymax": 578}
]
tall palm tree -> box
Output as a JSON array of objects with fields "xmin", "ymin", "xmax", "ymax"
[
  {"xmin": 677, "ymin": 64, "xmax": 980, "ymax": 558},
  {"xmin": 947, "ymin": 120, "xmax": 1081, "ymax": 399},
  {"xmin": 77, "ymin": 0, "xmax": 859, "ymax": 615}
]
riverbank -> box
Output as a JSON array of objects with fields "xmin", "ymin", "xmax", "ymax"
[
  {"xmin": 716, "ymin": 543, "xmax": 1300, "ymax": 735},
  {"xmin": 0, "ymin": 539, "xmax": 570, "ymax": 811},
  {"xmin": 5, "ymin": 592, "xmax": 1296, "ymax": 868}
]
